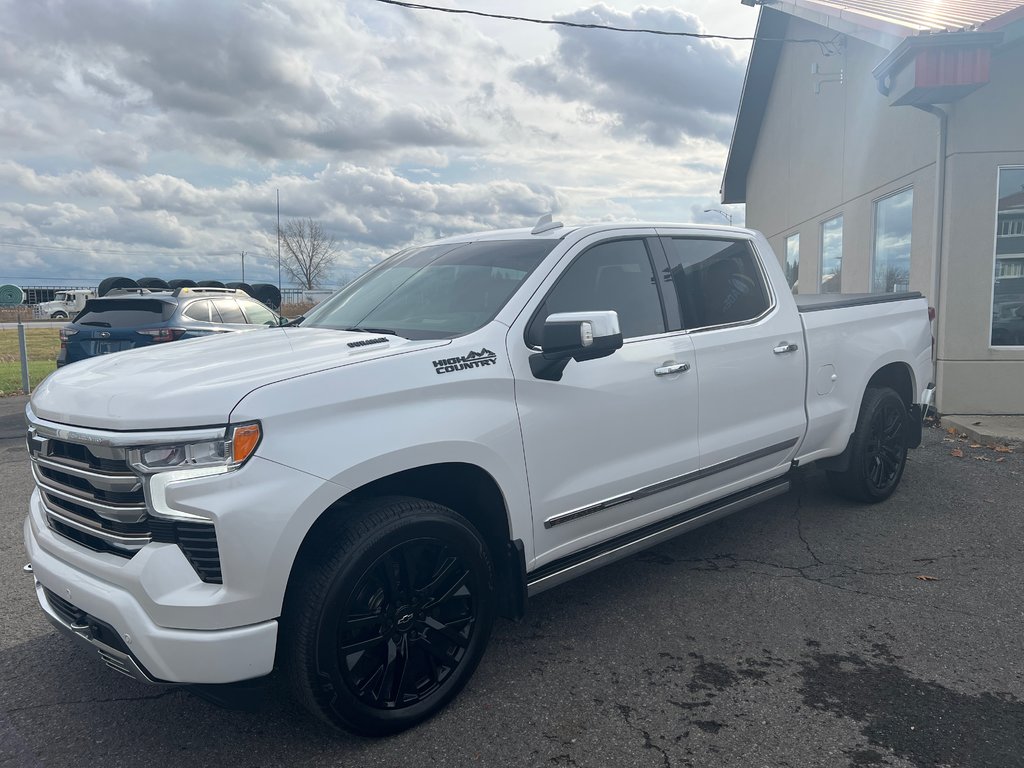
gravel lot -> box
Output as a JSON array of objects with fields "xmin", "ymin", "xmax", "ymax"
[{"xmin": 2, "ymin": 398, "xmax": 1022, "ymax": 768}]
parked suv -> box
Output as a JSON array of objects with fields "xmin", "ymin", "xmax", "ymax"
[{"xmin": 58, "ymin": 287, "xmax": 283, "ymax": 366}]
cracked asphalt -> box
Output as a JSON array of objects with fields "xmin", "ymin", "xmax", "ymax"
[{"xmin": 2, "ymin": 404, "xmax": 1023, "ymax": 768}]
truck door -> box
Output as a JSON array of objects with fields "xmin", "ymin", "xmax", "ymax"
[
  {"xmin": 657, "ymin": 235, "xmax": 805, "ymax": 496},
  {"xmin": 508, "ymin": 231, "xmax": 700, "ymax": 570}
]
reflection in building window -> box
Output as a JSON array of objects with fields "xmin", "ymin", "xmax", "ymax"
[
  {"xmin": 992, "ymin": 168, "xmax": 1024, "ymax": 346},
  {"xmin": 873, "ymin": 188, "xmax": 913, "ymax": 293},
  {"xmin": 785, "ymin": 233, "xmax": 799, "ymax": 293},
  {"xmin": 821, "ymin": 215, "xmax": 843, "ymax": 293}
]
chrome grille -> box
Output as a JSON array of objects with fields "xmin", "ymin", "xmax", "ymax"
[
  {"xmin": 28, "ymin": 433, "xmax": 151, "ymax": 557},
  {"xmin": 27, "ymin": 413, "xmax": 225, "ymax": 583}
]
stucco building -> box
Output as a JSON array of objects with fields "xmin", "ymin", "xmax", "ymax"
[{"xmin": 722, "ymin": 0, "xmax": 1024, "ymax": 413}]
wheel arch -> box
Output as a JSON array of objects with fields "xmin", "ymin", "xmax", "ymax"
[
  {"xmin": 865, "ymin": 361, "xmax": 915, "ymax": 409},
  {"xmin": 818, "ymin": 360, "xmax": 920, "ymax": 472},
  {"xmin": 286, "ymin": 462, "xmax": 527, "ymax": 621}
]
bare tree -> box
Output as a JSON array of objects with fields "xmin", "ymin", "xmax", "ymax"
[{"xmin": 278, "ymin": 218, "xmax": 339, "ymax": 289}]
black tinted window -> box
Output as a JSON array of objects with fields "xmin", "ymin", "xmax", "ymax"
[
  {"xmin": 214, "ymin": 299, "xmax": 246, "ymax": 324},
  {"xmin": 182, "ymin": 300, "xmax": 211, "ymax": 322},
  {"xmin": 661, "ymin": 238, "xmax": 770, "ymax": 329},
  {"xmin": 529, "ymin": 238, "xmax": 664, "ymax": 345},
  {"xmin": 75, "ymin": 299, "xmax": 173, "ymax": 327}
]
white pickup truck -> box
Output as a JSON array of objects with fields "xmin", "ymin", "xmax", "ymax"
[{"xmin": 24, "ymin": 221, "xmax": 933, "ymax": 735}]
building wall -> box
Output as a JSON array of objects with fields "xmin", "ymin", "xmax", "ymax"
[{"xmin": 744, "ymin": 15, "xmax": 1024, "ymax": 413}]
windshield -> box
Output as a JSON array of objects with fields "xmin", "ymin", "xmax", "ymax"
[{"xmin": 300, "ymin": 239, "xmax": 558, "ymax": 339}]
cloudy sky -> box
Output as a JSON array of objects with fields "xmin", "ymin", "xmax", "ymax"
[{"xmin": 0, "ymin": 0, "xmax": 757, "ymax": 288}]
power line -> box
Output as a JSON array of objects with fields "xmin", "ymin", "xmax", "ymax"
[
  {"xmin": 371, "ymin": 0, "xmax": 843, "ymax": 52},
  {"xmin": 0, "ymin": 239, "xmax": 276, "ymax": 260}
]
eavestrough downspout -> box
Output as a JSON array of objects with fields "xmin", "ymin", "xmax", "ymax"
[{"xmin": 914, "ymin": 104, "xmax": 947, "ymax": 379}]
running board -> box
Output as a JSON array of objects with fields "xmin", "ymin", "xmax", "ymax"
[{"xmin": 526, "ymin": 478, "xmax": 791, "ymax": 597}]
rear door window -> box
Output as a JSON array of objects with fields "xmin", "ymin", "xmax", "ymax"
[
  {"xmin": 213, "ymin": 299, "xmax": 246, "ymax": 324},
  {"xmin": 75, "ymin": 299, "xmax": 174, "ymax": 326},
  {"xmin": 660, "ymin": 238, "xmax": 771, "ymax": 330}
]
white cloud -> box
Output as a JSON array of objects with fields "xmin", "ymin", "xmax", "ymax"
[{"xmin": 0, "ymin": 0, "xmax": 758, "ymax": 286}]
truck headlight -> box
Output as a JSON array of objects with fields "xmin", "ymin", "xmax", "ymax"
[
  {"xmin": 127, "ymin": 423, "xmax": 262, "ymax": 522},
  {"xmin": 129, "ymin": 423, "xmax": 262, "ymax": 474}
]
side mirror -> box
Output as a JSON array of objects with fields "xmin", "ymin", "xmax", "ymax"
[{"xmin": 530, "ymin": 311, "xmax": 623, "ymax": 381}]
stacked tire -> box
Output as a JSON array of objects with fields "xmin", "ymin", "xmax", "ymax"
[{"xmin": 97, "ymin": 276, "xmax": 284, "ymax": 309}]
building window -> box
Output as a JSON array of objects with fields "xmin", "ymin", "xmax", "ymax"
[
  {"xmin": 991, "ymin": 167, "xmax": 1024, "ymax": 346},
  {"xmin": 820, "ymin": 215, "xmax": 843, "ymax": 293},
  {"xmin": 873, "ymin": 188, "xmax": 913, "ymax": 293},
  {"xmin": 785, "ymin": 233, "xmax": 799, "ymax": 293}
]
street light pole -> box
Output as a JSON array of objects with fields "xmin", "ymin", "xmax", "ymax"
[
  {"xmin": 704, "ymin": 208, "xmax": 733, "ymax": 225},
  {"xmin": 240, "ymin": 250, "xmax": 246, "ymax": 282}
]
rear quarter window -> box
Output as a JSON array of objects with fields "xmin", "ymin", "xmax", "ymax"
[{"xmin": 75, "ymin": 299, "xmax": 174, "ymax": 326}]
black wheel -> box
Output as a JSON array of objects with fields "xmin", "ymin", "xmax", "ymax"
[
  {"xmin": 281, "ymin": 497, "xmax": 495, "ymax": 736},
  {"xmin": 827, "ymin": 387, "xmax": 909, "ymax": 503},
  {"xmin": 51, "ymin": 311, "xmax": 68, "ymax": 319}
]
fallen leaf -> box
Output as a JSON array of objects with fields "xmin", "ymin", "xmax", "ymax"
[
  {"xmin": 996, "ymin": 457, "xmax": 1007, "ymax": 463},
  {"xmin": 970, "ymin": 443, "xmax": 982, "ymax": 448},
  {"xmin": 916, "ymin": 575, "xmax": 938, "ymax": 581},
  {"xmin": 950, "ymin": 449, "xmax": 964, "ymax": 458},
  {"xmin": 946, "ymin": 427, "xmax": 957, "ymax": 435},
  {"xmin": 994, "ymin": 445, "xmax": 1014, "ymax": 453},
  {"xmin": 974, "ymin": 456, "xmax": 991, "ymax": 461}
]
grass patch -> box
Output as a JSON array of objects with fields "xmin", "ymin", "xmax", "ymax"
[{"xmin": 0, "ymin": 327, "xmax": 60, "ymax": 395}]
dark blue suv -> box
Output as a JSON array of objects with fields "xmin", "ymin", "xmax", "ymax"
[{"xmin": 58, "ymin": 287, "xmax": 284, "ymax": 366}]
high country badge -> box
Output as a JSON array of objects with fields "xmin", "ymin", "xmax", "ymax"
[{"xmin": 433, "ymin": 349, "xmax": 498, "ymax": 375}]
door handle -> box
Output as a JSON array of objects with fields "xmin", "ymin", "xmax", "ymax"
[
  {"xmin": 654, "ymin": 362, "xmax": 690, "ymax": 376},
  {"xmin": 773, "ymin": 342, "xmax": 799, "ymax": 354}
]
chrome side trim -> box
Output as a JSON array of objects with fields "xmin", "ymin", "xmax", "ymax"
[
  {"xmin": 529, "ymin": 480, "xmax": 791, "ymax": 596},
  {"xmin": 544, "ymin": 437, "xmax": 798, "ymax": 529},
  {"xmin": 26, "ymin": 406, "xmax": 225, "ymax": 447}
]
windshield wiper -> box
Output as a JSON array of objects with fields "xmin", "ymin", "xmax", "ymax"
[
  {"xmin": 81, "ymin": 322, "xmax": 112, "ymax": 327},
  {"xmin": 342, "ymin": 326, "xmax": 399, "ymax": 336}
]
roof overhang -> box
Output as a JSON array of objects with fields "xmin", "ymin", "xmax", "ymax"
[
  {"xmin": 720, "ymin": 7, "xmax": 789, "ymax": 204},
  {"xmin": 872, "ymin": 31, "xmax": 1003, "ymax": 105}
]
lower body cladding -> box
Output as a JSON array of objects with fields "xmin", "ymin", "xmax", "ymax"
[
  {"xmin": 23, "ymin": 455, "xmax": 344, "ymax": 685},
  {"xmin": 26, "ymin": 514, "xmax": 278, "ymax": 684}
]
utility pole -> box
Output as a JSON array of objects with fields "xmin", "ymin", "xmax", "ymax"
[{"xmin": 240, "ymin": 250, "xmax": 246, "ymax": 282}]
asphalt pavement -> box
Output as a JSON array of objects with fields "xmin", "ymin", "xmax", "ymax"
[{"xmin": 1, "ymin": 407, "xmax": 1022, "ymax": 768}]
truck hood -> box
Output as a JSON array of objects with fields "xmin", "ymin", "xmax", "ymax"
[{"xmin": 31, "ymin": 328, "xmax": 448, "ymax": 430}]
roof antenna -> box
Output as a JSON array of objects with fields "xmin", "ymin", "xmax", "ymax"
[{"xmin": 531, "ymin": 213, "xmax": 563, "ymax": 235}]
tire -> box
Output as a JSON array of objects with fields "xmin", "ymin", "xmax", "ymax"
[
  {"xmin": 226, "ymin": 281, "xmax": 255, "ymax": 297},
  {"xmin": 281, "ymin": 497, "xmax": 495, "ymax": 736},
  {"xmin": 51, "ymin": 311, "xmax": 68, "ymax": 319},
  {"xmin": 197, "ymin": 280, "xmax": 225, "ymax": 288},
  {"xmin": 251, "ymin": 283, "xmax": 281, "ymax": 310},
  {"xmin": 97, "ymin": 276, "xmax": 138, "ymax": 296},
  {"xmin": 827, "ymin": 387, "xmax": 909, "ymax": 503},
  {"xmin": 136, "ymin": 277, "xmax": 170, "ymax": 290}
]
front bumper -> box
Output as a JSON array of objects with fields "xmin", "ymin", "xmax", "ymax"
[{"xmin": 27, "ymin": 515, "xmax": 278, "ymax": 684}]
